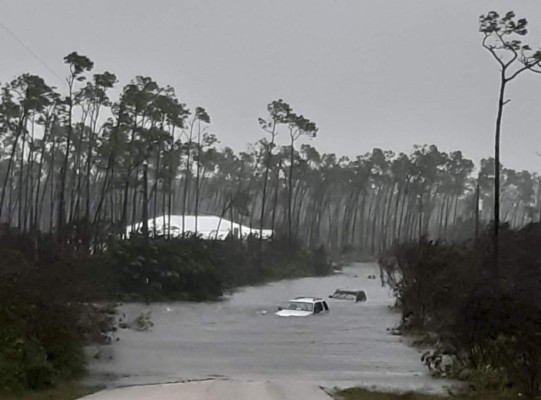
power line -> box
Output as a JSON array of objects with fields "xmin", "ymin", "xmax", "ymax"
[{"xmin": 0, "ymin": 17, "xmax": 65, "ymax": 85}]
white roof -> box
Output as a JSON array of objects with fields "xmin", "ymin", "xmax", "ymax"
[
  {"xmin": 289, "ymin": 297, "xmax": 323, "ymax": 303},
  {"xmin": 126, "ymin": 215, "xmax": 273, "ymax": 240}
]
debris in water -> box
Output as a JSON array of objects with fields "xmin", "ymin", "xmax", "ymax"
[{"xmin": 119, "ymin": 310, "xmax": 154, "ymax": 331}]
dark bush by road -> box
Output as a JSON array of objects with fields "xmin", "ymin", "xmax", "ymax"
[
  {"xmin": 0, "ymin": 229, "xmax": 329, "ymax": 392},
  {"xmin": 379, "ymin": 223, "xmax": 541, "ymax": 399},
  {"xmin": 95, "ymin": 233, "xmax": 327, "ymax": 301}
]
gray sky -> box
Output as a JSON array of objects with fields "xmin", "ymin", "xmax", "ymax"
[{"xmin": 2, "ymin": 0, "xmax": 541, "ymax": 172}]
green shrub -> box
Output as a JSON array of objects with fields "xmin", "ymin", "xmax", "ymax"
[
  {"xmin": 260, "ymin": 236, "xmax": 314, "ymax": 279},
  {"xmin": 0, "ymin": 295, "xmax": 84, "ymax": 392},
  {"xmin": 0, "ymin": 232, "xmax": 90, "ymax": 392},
  {"xmin": 380, "ymin": 224, "xmax": 541, "ymax": 399},
  {"xmin": 0, "ymin": 229, "xmax": 329, "ymax": 392},
  {"xmin": 312, "ymin": 245, "xmax": 331, "ymax": 276},
  {"xmin": 98, "ymin": 234, "xmax": 224, "ymax": 301},
  {"xmin": 0, "ymin": 325, "xmax": 52, "ymax": 392},
  {"xmin": 97, "ymin": 233, "xmax": 328, "ymax": 301}
]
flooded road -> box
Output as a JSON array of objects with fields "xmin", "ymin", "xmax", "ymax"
[{"xmin": 87, "ymin": 263, "xmax": 448, "ymax": 393}]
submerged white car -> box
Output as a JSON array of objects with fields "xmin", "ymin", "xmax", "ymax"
[{"xmin": 275, "ymin": 297, "xmax": 330, "ymax": 317}]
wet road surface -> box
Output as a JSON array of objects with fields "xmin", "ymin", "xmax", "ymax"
[{"xmin": 81, "ymin": 380, "xmax": 334, "ymax": 400}]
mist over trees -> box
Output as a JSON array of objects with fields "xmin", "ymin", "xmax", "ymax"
[{"xmin": 1, "ymin": 52, "xmax": 540, "ymax": 257}]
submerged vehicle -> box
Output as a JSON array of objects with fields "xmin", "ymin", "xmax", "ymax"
[
  {"xmin": 275, "ymin": 297, "xmax": 330, "ymax": 317},
  {"xmin": 329, "ymin": 289, "xmax": 367, "ymax": 302}
]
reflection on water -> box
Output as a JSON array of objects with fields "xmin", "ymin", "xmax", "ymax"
[{"xmin": 87, "ymin": 263, "xmax": 450, "ymax": 393}]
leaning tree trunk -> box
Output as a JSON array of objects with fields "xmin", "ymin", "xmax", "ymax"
[
  {"xmin": 0, "ymin": 113, "xmax": 27, "ymax": 223},
  {"xmin": 493, "ymin": 74, "xmax": 506, "ymax": 278}
]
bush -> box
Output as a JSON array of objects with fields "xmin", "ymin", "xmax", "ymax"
[
  {"xmin": 312, "ymin": 245, "xmax": 331, "ymax": 276},
  {"xmin": 0, "ymin": 325, "xmax": 53, "ymax": 391},
  {"xmin": 379, "ymin": 238, "xmax": 480, "ymax": 331},
  {"xmin": 0, "ymin": 283, "xmax": 84, "ymax": 392},
  {"xmin": 0, "ymin": 232, "xmax": 100, "ymax": 392},
  {"xmin": 94, "ymin": 233, "xmax": 329, "ymax": 302},
  {"xmin": 380, "ymin": 224, "xmax": 541, "ymax": 399},
  {"xmin": 455, "ymin": 285, "xmax": 541, "ymax": 398},
  {"xmin": 259, "ymin": 236, "xmax": 313, "ymax": 279},
  {"xmin": 96, "ymin": 234, "xmax": 224, "ymax": 301},
  {"xmin": 0, "ymin": 229, "xmax": 329, "ymax": 392}
]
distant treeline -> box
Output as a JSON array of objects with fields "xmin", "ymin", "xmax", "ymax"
[{"xmin": 1, "ymin": 53, "xmax": 539, "ymax": 255}]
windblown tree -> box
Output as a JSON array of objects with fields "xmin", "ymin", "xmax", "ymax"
[
  {"xmin": 257, "ymin": 100, "xmax": 291, "ymax": 241},
  {"xmin": 57, "ymin": 52, "xmax": 94, "ymax": 243},
  {"xmin": 80, "ymin": 72, "xmax": 117, "ymax": 224},
  {"xmin": 192, "ymin": 108, "xmax": 213, "ymax": 233},
  {"xmin": 0, "ymin": 74, "xmax": 54, "ymax": 227},
  {"xmin": 479, "ymin": 11, "xmax": 541, "ymax": 275},
  {"xmin": 284, "ymin": 112, "xmax": 317, "ymax": 239},
  {"xmin": 181, "ymin": 106, "xmax": 210, "ymax": 234}
]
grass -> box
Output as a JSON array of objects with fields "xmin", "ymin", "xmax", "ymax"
[
  {"xmin": 333, "ymin": 387, "xmax": 516, "ymax": 400},
  {"xmin": 1, "ymin": 384, "xmax": 102, "ymax": 400}
]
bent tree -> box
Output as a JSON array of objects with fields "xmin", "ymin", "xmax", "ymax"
[
  {"xmin": 257, "ymin": 100, "xmax": 291, "ymax": 241},
  {"xmin": 479, "ymin": 11, "xmax": 541, "ymax": 276},
  {"xmin": 58, "ymin": 52, "xmax": 94, "ymax": 243},
  {"xmin": 285, "ymin": 113, "xmax": 317, "ymax": 239}
]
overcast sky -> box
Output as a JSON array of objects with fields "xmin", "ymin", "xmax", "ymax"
[{"xmin": 2, "ymin": 0, "xmax": 541, "ymax": 172}]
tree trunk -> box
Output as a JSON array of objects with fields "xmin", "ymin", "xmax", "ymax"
[
  {"xmin": 493, "ymin": 75, "xmax": 506, "ymax": 278},
  {"xmin": 288, "ymin": 142, "xmax": 295, "ymax": 239},
  {"xmin": 0, "ymin": 113, "xmax": 27, "ymax": 222}
]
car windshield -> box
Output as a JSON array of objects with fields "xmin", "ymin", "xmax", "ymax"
[
  {"xmin": 333, "ymin": 292, "xmax": 357, "ymax": 300},
  {"xmin": 285, "ymin": 301, "xmax": 313, "ymax": 311}
]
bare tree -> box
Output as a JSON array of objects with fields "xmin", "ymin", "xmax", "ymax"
[{"xmin": 479, "ymin": 11, "xmax": 541, "ymax": 276}]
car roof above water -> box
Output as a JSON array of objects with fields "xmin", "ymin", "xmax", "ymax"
[{"xmin": 289, "ymin": 297, "xmax": 324, "ymax": 303}]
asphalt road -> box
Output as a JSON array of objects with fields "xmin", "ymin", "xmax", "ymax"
[{"xmin": 81, "ymin": 380, "xmax": 334, "ymax": 400}]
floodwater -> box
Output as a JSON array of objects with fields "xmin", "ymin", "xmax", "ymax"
[{"xmin": 86, "ymin": 263, "xmax": 451, "ymax": 393}]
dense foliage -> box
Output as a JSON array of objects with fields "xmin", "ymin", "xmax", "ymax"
[
  {"xmin": 0, "ymin": 229, "xmax": 328, "ymax": 392},
  {"xmin": 95, "ymin": 233, "xmax": 327, "ymax": 302},
  {"xmin": 0, "ymin": 233, "xmax": 90, "ymax": 392},
  {"xmin": 99, "ymin": 234, "xmax": 224, "ymax": 302},
  {"xmin": 380, "ymin": 224, "xmax": 541, "ymax": 399}
]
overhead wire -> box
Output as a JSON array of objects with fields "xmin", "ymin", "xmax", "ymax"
[{"xmin": 0, "ymin": 16, "xmax": 65, "ymax": 85}]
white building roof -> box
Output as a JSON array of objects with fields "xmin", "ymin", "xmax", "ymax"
[{"xmin": 126, "ymin": 215, "xmax": 273, "ymax": 240}]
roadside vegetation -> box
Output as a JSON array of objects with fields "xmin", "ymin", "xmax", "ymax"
[
  {"xmin": 374, "ymin": 11, "xmax": 541, "ymax": 400},
  {"xmin": 379, "ymin": 224, "xmax": 541, "ymax": 399},
  {"xmin": 334, "ymin": 387, "xmax": 511, "ymax": 400},
  {"xmin": 1, "ymin": 384, "xmax": 99, "ymax": 400},
  {"xmin": 335, "ymin": 388, "xmax": 444, "ymax": 400},
  {"xmin": 0, "ymin": 228, "xmax": 328, "ymax": 394},
  {"xmin": 94, "ymin": 233, "xmax": 327, "ymax": 302},
  {"xmin": 0, "ymin": 231, "xmax": 110, "ymax": 394}
]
